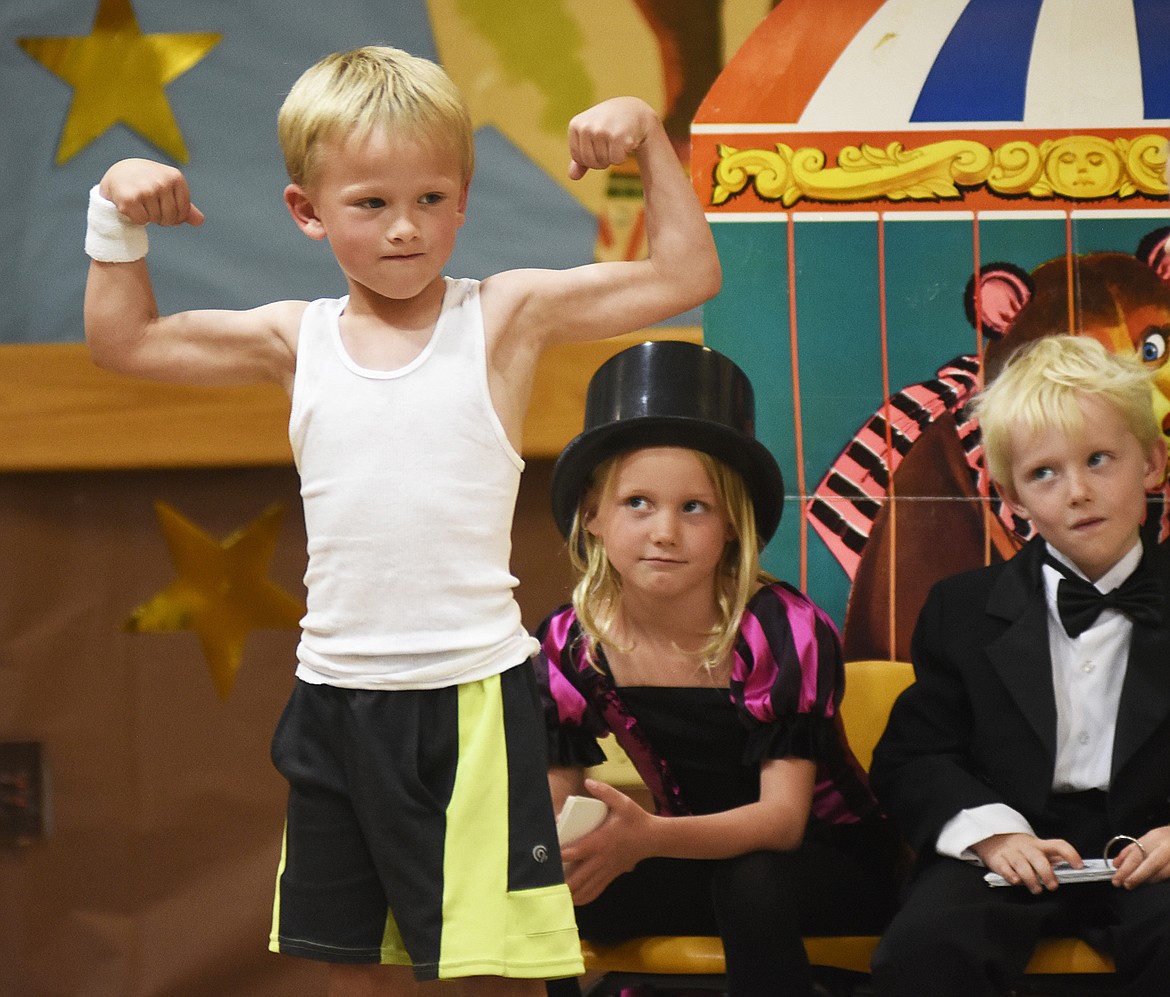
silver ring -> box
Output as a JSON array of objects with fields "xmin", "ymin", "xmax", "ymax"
[{"xmin": 1103, "ymin": 834, "xmax": 1146, "ymax": 867}]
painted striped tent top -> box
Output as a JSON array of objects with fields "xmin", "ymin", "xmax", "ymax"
[
  {"xmin": 696, "ymin": 0, "xmax": 1170, "ymax": 132},
  {"xmin": 533, "ymin": 583, "xmax": 879, "ymax": 826}
]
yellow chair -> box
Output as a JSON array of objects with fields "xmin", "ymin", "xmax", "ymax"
[{"xmin": 579, "ymin": 659, "xmax": 1116, "ymax": 995}]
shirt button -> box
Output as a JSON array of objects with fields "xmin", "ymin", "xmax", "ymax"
[
  {"xmin": 1079, "ymin": 732, "xmax": 1091, "ymax": 745},
  {"xmin": 1082, "ymin": 661, "xmax": 1095, "ymax": 673}
]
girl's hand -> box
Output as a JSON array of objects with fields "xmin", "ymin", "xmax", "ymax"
[
  {"xmin": 971, "ymin": 832, "xmax": 1082, "ymax": 894},
  {"xmin": 1111, "ymin": 826, "xmax": 1170, "ymax": 889},
  {"xmin": 559, "ymin": 778, "xmax": 654, "ymax": 905},
  {"xmin": 567, "ymin": 96, "xmax": 658, "ymax": 180},
  {"xmin": 100, "ymin": 158, "xmax": 205, "ymax": 228}
]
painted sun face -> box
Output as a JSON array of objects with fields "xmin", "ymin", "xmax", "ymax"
[{"xmin": 1048, "ymin": 139, "xmax": 1120, "ymax": 198}]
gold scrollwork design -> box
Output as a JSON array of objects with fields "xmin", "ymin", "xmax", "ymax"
[{"xmin": 711, "ymin": 134, "xmax": 1168, "ymax": 207}]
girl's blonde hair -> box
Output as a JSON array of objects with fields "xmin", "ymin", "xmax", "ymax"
[
  {"xmin": 567, "ymin": 449, "xmax": 775, "ymax": 673},
  {"xmin": 972, "ymin": 334, "xmax": 1160, "ymax": 494},
  {"xmin": 278, "ymin": 45, "xmax": 474, "ymax": 188}
]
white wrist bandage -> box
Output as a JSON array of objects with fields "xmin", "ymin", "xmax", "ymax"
[{"xmin": 85, "ymin": 185, "xmax": 149, "ymax": 262}]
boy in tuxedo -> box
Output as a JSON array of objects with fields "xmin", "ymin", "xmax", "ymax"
[{"xmin": 869, "ymin": 335, "xmax": 1170, "ymax": 996}]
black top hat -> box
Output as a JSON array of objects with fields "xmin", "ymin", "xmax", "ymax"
[{"xmin": 550, "ymin": 340, "xmax": 784, "ymax": 542}]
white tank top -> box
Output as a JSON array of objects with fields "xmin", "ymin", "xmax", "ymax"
[{"xmin": 288, "ymin": 277, "xmax": 539, "ymax": 689}]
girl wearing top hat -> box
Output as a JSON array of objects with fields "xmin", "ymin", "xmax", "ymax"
[{"xmin": 535, "ymin": 341, "xmax": 901, "ymax": 997}]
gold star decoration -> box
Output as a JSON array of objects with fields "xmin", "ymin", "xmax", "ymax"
[
  {"xmin": 18, "ymin": 0, "xmax": 221, "ymax": 164},
  {"xmin": 124, "ymin": 502, "xmax": 305, "ymax": 701}
]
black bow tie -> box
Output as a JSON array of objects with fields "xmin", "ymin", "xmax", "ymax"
[{"xmin": 1045, "ymin": 556, "xmax": 1164, "ymax": 638}]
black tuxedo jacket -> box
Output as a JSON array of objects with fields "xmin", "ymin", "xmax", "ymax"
[{"xmin": 869, "ymin": 537, "xmax": 1170, "ymax": 857}]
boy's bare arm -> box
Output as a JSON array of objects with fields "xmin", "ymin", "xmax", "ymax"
[
  {"xmin": 547, "ymin": 765, "xmax": 587, "ymax": 815},
  {"xmin": 483, "ymin": 96, "xmax": 722, "ymax": 351},
  {"xmin": 84, "ymin": 159, "xmax": 299, "ymax": 390}
]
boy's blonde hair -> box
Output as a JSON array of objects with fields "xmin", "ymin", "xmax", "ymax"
[
  {"xmin": 972, "ymin": 335, "xmax": 1160, "ymax": 493},
  {"xmin": 278, "ymin": 45, "xmax": 474, "ymax": 188},
  {"xmin": 568, "ymin": 449, "xmax": 774, "ymax": 673}
]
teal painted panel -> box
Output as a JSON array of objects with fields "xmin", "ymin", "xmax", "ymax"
[
  {"xmin": 705, "ymin": 222, "xmax": 800, "ymax": 578},
  {"xmin": 790, "ymin": 220, "xmax": 883, "ymax": 481},
  {"xmin": 706, "ymin": 211, "xmax": 1170, "ymax": 631},
  {"xmin": 976, "ymin": 217, "xmax": 1068, "ymax": 277},
  {"xmin": 1071, "ymin": 214, "xmax": 1168, "ymax": 260},
  {"xmin": 883, "ymin": 219, "xmax": 981, "ymax": 389}
]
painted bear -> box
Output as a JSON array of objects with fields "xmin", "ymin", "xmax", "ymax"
[{"xmin": 809, "ymin": 227, "xmax": 1170, "ymax": 662}]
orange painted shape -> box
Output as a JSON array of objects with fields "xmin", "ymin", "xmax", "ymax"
[{"xmin": 695, "ymin": 0, "xmax": 886, "ymax": 125}]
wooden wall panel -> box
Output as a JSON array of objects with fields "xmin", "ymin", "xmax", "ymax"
[{"xmin": 0, "ymin": 331, "xmax": 700, "ymax": 471}]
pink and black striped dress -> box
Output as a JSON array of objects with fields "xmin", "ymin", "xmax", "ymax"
[{"xmin": 533, "ymin": 582, "xmax": 880, "ymax": 826}]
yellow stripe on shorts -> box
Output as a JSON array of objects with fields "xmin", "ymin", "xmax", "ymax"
[{"xmin": 439, "ymin": 673, "xmax": 583, "ymax": 979}]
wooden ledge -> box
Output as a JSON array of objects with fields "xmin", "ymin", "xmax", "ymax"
[{"xmin": 0, "ymin": 330, "xmax": 699, "ymax": 471}]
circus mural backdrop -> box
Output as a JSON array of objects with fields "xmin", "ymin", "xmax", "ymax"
[{"xmin": 696, "ymin": 0, "xmax": 1170, "ymax": 662}]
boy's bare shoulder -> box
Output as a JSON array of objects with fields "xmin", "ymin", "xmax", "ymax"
[
  {"xmin": 475, "ymin": 268, "xmax": 544, "ymax": 340},
  {"xmin": 477, "ymin": 267, "xmax": 539, "ymax": 307},
  {"xmin": 476, "ymin": 265, "xmax": 617, "ymax": 339},
  {"xmin": 252, "ymin": 298, "xmax": 310, "ymax": 382},
  {"xmin": 216, "ymin": 297, "xmax": 309, "ymax": 357},
  {"xmin": 174, "ymin": 297, "xmax": 308, "ymax": 390},
  {"xmin": 261, "ymin": 298, "xmax": 311, "ymax": 335}
]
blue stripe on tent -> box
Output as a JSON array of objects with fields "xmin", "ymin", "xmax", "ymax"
[
  {"xmin": 1134, "ymin": 0, "xmax": 1170, "ymax": 120},
  {"xmin": 911, "ymin": 0, "xmax": 1044, "ymax": 122}
]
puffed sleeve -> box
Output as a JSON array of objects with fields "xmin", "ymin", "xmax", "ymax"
[
  {"xmin": 531, "ymin": 606, "xmax": 609, "ymax": 769},
  {"xmin": 730, "ymin": 583, "xmax": 846, "ymax": 764}
]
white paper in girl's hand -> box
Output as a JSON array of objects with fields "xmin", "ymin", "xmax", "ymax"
[{"xmin": 556, "ymin": 795, "xmax": 608, "ymax": 844}]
